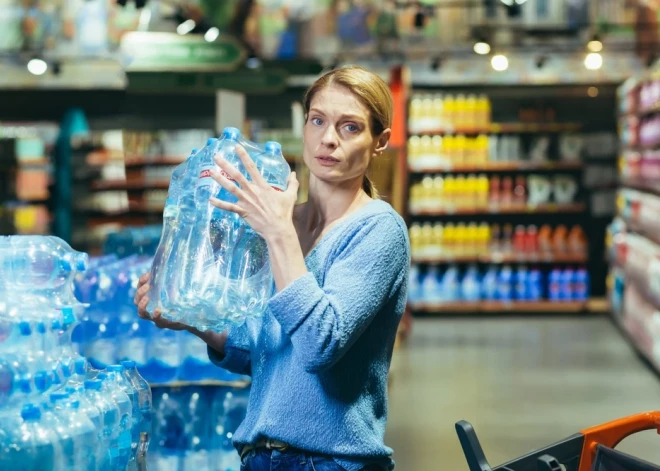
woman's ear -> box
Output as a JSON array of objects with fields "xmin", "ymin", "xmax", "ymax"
[{"xmin": 374, "ymin": 128, "xmax": 392, "ymax": 156}]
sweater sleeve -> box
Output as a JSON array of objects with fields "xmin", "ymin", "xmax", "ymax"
[
  {"xmin": 207, "ymin": 323, "xmax": 252, "ymax": 376},
  {"xmin": 267, "ymin": 212, "xmax": 410, "ymax": 374}
]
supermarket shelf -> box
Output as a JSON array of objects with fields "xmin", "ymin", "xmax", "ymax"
[
  {"xmin": 411, "ymin": 300, "xmax": 588, "ymax": 315},
  {"xmin": 91, "ymin": 180, "xmax": 171, "ymax": 191},
  {"xmin": 124, "ymin": 157, "xmax": 187, "ymax": 167},
  {"xmin": 409, "ymin": 202, "xmax": 587, "ymax": 216},
  {"xmin": 412, "ymin": 252, "xmax": 588, "ymax": 264},
  {"xmin": 612, "ymin": 311, "xmax": 660, "ymax": 378},
  {"xmin": 620, "ymin": 178, "xmax": 660, "ymax": 197},
  {"xmin": 411, "ymin": 122, "xmax": 582, "ymax": 136},
  {"xmin": 409, "ymin": 161, "xmax": 583, "ymax": 173},
  {"xmin": 149, "ymin": 379, "xmax": 251, "ymax": 389}
]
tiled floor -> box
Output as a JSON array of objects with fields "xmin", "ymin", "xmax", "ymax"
[{"xmin": 385, "ymin": 316, "xmax": 660, "ymax": 470}]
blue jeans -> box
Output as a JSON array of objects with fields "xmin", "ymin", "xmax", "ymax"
[{"xmin": 240, "ymin": 449, "xmax": 386, "ymax": 471}]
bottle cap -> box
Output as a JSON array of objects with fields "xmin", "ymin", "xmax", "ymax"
[
  {"xmin": 21, "ymin": 404, "xmax": 41, "ymax": 421},
  {"xmin": 74, "ymin": 358, "xmax": 88, "ymax": 375},
  {"xmin": 18, "ymin": 321, "xmax": 32, "ymax": 336},
  {"xmin": 121, "ymin": 360, "xmax": 136, "ymax": 369},
  {"xmin": 50, "ymin": 392, "xmax": 70, "ymax": 404},
  {"xmin": 222, "ymin": 127, "xmax": 241, "ymax": 140},
  {"xmin": 206, "ymin": 137, "xmax": 218, "ymax": 146},
  {"xmin": 84, "ymin": 379, "xmax": 101, "ymax": 391},
  {"xmin": 265, "ymin": 141, "xmax": 282, "ymax": 154},
  {"xmin": 107, "ymin": 365, "xmax": 124, "ymax": 373},
  {"xmin": 34, "ymin": 371, "xmax": 51, "ymax": 392},
  {"xmin": 97, "ymin": 372, "xmax": 108, "ymax": 380}
]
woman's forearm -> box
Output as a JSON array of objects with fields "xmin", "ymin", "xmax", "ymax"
[
  {"xmin": 186, "ymin": 325, "xmax": 229, "ymax": 356},
  {"xmin": 265, "ymin": 224, "xmax": 308, "ymax": 292}
]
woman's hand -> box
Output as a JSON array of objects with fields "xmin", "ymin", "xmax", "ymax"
[
  {"xmin": 134, "ymin": 273, "xmax": 189, "ymax": 331},
  {"xmin": 209, "ymin": 145, "xmax": 299, "ymax": 243}
]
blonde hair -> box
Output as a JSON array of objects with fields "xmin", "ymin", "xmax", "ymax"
[{"xmin": 303, "ymin": 65, "xmax": 393, "ymax": 199}]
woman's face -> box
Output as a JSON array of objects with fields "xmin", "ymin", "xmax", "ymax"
[{"xmin": 303, "ymin": 84, "xmax": 389, "ymax": 189}]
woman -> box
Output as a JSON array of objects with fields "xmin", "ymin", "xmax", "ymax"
[{"xmin": 134, "ymin": 65, "xmax": 410, "ymax": 471}]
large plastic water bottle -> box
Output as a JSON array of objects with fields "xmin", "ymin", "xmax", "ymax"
[
  {"xmin": 63, "ymin": 398, "xmax": 98, "ymax": 471},
  {"xmin": 144, "ymin": 325, "xmax": 181, "ymax": 384},
  {"xmin": 211, "ymin": 387, "xmax": 249, "ymax": 471},
  {"xmin": 118, "ymin": 318, "xmax": 150, "ymax": 372},
  {"xmin": 107, "ymin": 364, "xmax": 140, "ymax": 466},
  {"xmin": 0, "ymin": 403, "xmax": 64, "ymax": 471},
  {"xmin": 98, "ymin": 371, "xmax": 133, "ymax": 469},
  {"xmin": 0, "ymin": 236, "xmax": 88, "ymax": 307},
  {"xmin": 147, "ymin": 149, "xmax": 198, "ymax": 315},
  {"xmin": 182, "ymin": 387, "xmax": 212, "ymax": 468},
  {"xmin": 151, "ymin": 388, "xmax": 186, "ymax": 470},
  {"xmin": 121, "ymin": 360, "xmax": 152, "ymax": 457},
  {"xmin": 72, "ymin": 384, "xmax": 104, "ymax": 469},
  {"xmin": 84, "ymin": 379, "xmax": 121, "ymax": 470}
]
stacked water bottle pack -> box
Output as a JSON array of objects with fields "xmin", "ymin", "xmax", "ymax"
[
  {"xmin": 150, "ymin": 385, "xmax": 249, "ymax": 471},
  {"xmin": 73, "ymin": 254, "xmax": 249, "ymax": 385},
  {"xmin": 147, "ymin": 128, "xmax": 290, "ymax": 332},
  {"xmin": 0, "ymin": 235, "xmax": 153, "ymax": 471}
]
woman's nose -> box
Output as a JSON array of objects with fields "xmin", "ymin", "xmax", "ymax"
[{"xmin": 321, "ymin": 126, "xmax": 339, "ymax": 148}]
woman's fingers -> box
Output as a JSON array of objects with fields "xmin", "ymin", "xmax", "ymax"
[
  {"xmin": 211, "ymin": 165, "xmax": 244, "ymax": 199},
  {"xmin": 286, "ymin": 171, "xmax": 299, "ymax": 196},
  {"xmin": 139, "ymin": 272, "xmax": 150, "ymax": 284},
  {"xmin": 213, "ymin": 149, "xmax": 251, "ymax": 190},
  {"xmin": 234, "ymin": 145, "xmax": 268, "ymax": 189},
  {"xmin": 209, "ymin": 197, "xmax": 246, "ymax": 217}
]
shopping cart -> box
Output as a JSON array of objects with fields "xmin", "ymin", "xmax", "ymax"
[{"xmin": 456, "ymin": 411, "xmax": 660, "ymax": 471}]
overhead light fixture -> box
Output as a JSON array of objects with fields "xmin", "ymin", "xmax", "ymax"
[
  {"xmin": 204, "ymin": 27, "xmax": 220, "ymax": 42},
  {"xmin": 176, "ymin": 19, "xmax": 196, "ymax": 35},
  {"xmin": 584, "ymin": 52, "xmax": 602, "ymax": 70},
  {"xmin": 491, "ymin": 54, "xmax": 509, "ymax": 72},
  {"xmin": 588, "ymin": 34, "xmax": 603, "ymax": 53},
  {"xmin": 27, "ymin": 58, "xmax": 48, "ymax": 76},
  {"xmin": 499, "ymin": 0, "xmax": 528, "ymax": 5},
  {"xmin": 588, "ymin": 87, "xmax": 599, "ymax": 98},
  {"xmin": 473, "ymin": 40, "xmax": 491, "ymax": 55}
]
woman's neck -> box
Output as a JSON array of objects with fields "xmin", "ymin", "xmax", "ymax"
[{"xmin": 303, "ymin": 176, "xmax": 370, "ymax": 232}]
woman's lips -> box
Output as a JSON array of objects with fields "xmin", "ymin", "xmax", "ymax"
[{"xmin": 315, "ymin": 155, "xmax": 340, "ymax": 166}]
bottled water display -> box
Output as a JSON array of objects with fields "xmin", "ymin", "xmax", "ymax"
[
  {"xmin": 73, "ymin": 254, "xmax": 249, "ymax": 385},
  {"xmin": 150, "ymin": 385, "xmax": 249, "ymax": 471},
  {"xmin": 147, "ymin": 128, "xmax": 290, "ymax": 331},
  {"xmin": 0, "ymin": 235, "xmax": 153, "ymax": 471}
]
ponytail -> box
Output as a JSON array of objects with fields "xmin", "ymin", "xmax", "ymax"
[{"xmin": 362, "ymin": 174, "xmax": 379, "ymax": 199}]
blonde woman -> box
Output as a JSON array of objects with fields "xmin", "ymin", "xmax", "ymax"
[{"xmin": 135, "ymin": 66, "xmax": 410, "ymax": 471}]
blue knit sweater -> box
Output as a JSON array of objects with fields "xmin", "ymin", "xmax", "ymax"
[{"xmin": 208, "ymin": 199, "xmax": 410, "ymax": 471}]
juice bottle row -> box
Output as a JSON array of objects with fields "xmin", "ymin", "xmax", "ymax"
[
  {"xmin": 410, "ymin": 222, "xmax": 587, "ymax": 259},
  {"xmin": 408, "ymin": 264, "xmax": 590, "ymax": 305},
  {"xmin": 408, "ymin": 94, "xmax": 492, "ymax": 134},
  {"xmin": 409, "ymin": 174, "xmax": 579, "ymax": 211},
  {"xmin": 407, "ymin": 134, "xmax": 524, "ymax": 169}
]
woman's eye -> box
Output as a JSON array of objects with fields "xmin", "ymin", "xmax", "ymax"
[
  {"xmin": 312, "ymin": 118, "xmax": 323, "ymax": 126},
  {"xmin": 345, "ymin": 124, "xmax": 359, "ymax": 132}
]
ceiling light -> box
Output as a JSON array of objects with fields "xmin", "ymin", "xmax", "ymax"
[
  {"xmin": 204, "ymin": 27, "xmax": 220, "ymax": 42},
  {"xmin": 588, "ymin": 40, "xmax": 603, "ymax": 53},
  {"xmin": 27, "ymin": 58, "xmax": 48, "ymax": 76},
  {"xmin": 491, "ymin": 54, "xmax": 509, "ymax": 72},
  {"xmin": 176, "ymin": 19, "xmax": 196, "ymax": 35},
  {"xmin": 500, "ymin": 0, "xmax": 528, "ymax": 5},
  {"xmin": 588, "ymin": 87, "xmax": 599, "ymax": 98},
  {"xmin": 473, "ymin": 41, "xmax": 491, "ymax": 55},
  {"xmin": 584, "ymin": 52, "xmax": 602, "ymax": 70}
]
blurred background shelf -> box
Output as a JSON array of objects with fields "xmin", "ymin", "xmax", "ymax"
[
  {"xmin": 409, "ymin": 203, "xmax": 587, "ymax": 216},
  {"xmin": 409, "ymin": 161, "xmax": 583, "ymax": 173}
]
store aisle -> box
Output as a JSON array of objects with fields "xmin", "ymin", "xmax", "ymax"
[{"xmin": 385, "ymin": 316, "xmax": 660, "ymax": 470}]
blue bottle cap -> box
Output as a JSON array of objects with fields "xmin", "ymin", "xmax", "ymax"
[
  {"xmin": 36, "ymin": 322, "xmax": 46, "ymax": 334},
  {"xmin": 21, "ymin": 404, "xmax": 41, "ymax": 421},
  {"xmin": 50, "ymin": 392, "xmax": 70, "ymax": 403},
  {"xmin": 61, "ymin": 307, "xmax": 76, "ymax": 328},
  {"xmin": 84, "ymin": 379, "xmax": 101, "ymax": 391},
  {"xmin": 120, "ymin": 360, "xmax": 136, "ymax": 369},
  {"xmin": 265, "ymin": 141, "xmax": 282, "ymax": 154},
  {"xmin": 97, "ymin": 372, "xmax": 108, "ymax": 380},
  {"xmin": 206, "ymin": 137, "xmax": 217, "ymax": 146},
  {"xmin": 74, "ymin": 253, "xmax": 89, "ymax": 272},
  {"xmin": 58, "ymin": 258, "xmax": 73, "ymax": 274},
  {"xmin": 107, "ymin": 365, "xmax": 124, "ymax": 373},
  {"xmin": 222, "ymin": 127, "xmax": 241, "ymax": 140},
  {"xmin": 190, "ymin": 148, "xmax": 199, "ymax": 156},
  {"xmin": 51, "ymin": 319, "xmax": 63, "ymax": 331},
  {"xmin": 19, "ymin": 379, "xmax": 31, "ymax": 394},
  {"xmin": 34, "ymin": 371, "xmax": 50, "ymax": 392},
  {"xmin": 74, "ymin": 358, "xmax": 87, "ymax": 375},
  {"xmin": 18, "ymin": 321, "xmax": 31, "ymax": 336}
]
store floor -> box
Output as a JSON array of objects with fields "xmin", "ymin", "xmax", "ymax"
[{"xmin": 385, "ymin": 316, "xmax": 660, "ymax": 470}]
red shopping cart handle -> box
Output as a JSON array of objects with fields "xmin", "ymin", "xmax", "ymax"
[{"xmin": 578, "ymin": 411, "xmax": 660, "ymax": 471}]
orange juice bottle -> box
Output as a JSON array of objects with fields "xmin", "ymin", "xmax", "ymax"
[
  {"xmin": 432, "ymin": 175, "xmax": 444, "ymax": 208},
  {"xmin": 476, "ymin": 134, "xmax": 489, "ymax": 165},
  {"xmin": 477, "ymin": 222, "xmax": 491, "ymax": 255},
  {"xmin": 455, "ymin": 223, "xmax": 467, "ymax": 256},
  {"xmin": 552, "ymin": 225, "xmax": 568, "ymax": 253},
  {"xmin": 420, "ymin": 176, "xmax": 434, "ymax": 210},
  {"xmin": 443, "ymin": 135, "xmax": 455, "ymax": 168},
  {"xmin": 431, "ymin": 223, "xmax": 444, "ymax": 257},
  {"xmin": 431, "ymin": 135, "xmax": 443, "ymax": 168},
  {"xmin": 476, "ymin": 174, "xmax": 489, "ymax": 208},
  {"xmin": 455, "ymin": 94, "xmax": 467, "ymax": 130},
  {"xmin": 409, "ymin": 222, "xmax": 423, "ymax": 257},
  {"xmin": 537, "ymin": 224, "xmax": 553, "ymax": 253},
  {"xmin": 465, "ymin": 94, "xmax": 478, "ymax": 130},
  {"xmin": 443, "ymin": 176, "xmax": 455, "ymax": 209},
  {"xmin": 443, "ymin": 223, "xmax": 456, "ymax": 255},
  {"xmin": 454, "ymin": 175, "xmax": 466, "ymax": 209},
  {"xmin": 478, "ymin": 94, "xmax": 492, "ymax": 128},
  {"xmin": 466, "ymin": 222, "xmax": 479, "ymax": 256},
  {"xmin": 465, "ymin": 174, "xmax": 478, "ymax": 208},
  {"xmin": 442, "ymin": 94, "xmax": 456, "ymax": 132},
  {"xmin": 454, "ymin": 134, "xmax": 467, "ymax": 168},
  {"xmin": 568, "ymin": 225, "xmax": 587, "ymax": 254}
]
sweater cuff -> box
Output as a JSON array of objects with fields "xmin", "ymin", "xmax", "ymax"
[
  {"xmin": 207, "ymin": 337, "xmax": 251, "ymax": 375},
  {"xmin": 267, "ymin": 272, "xmax": 321, "ymax": 335}
]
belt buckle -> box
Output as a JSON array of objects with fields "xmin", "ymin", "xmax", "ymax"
[{"xmin": 266, "ymin": 439, "xmax": 289, "ymax": 452}]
